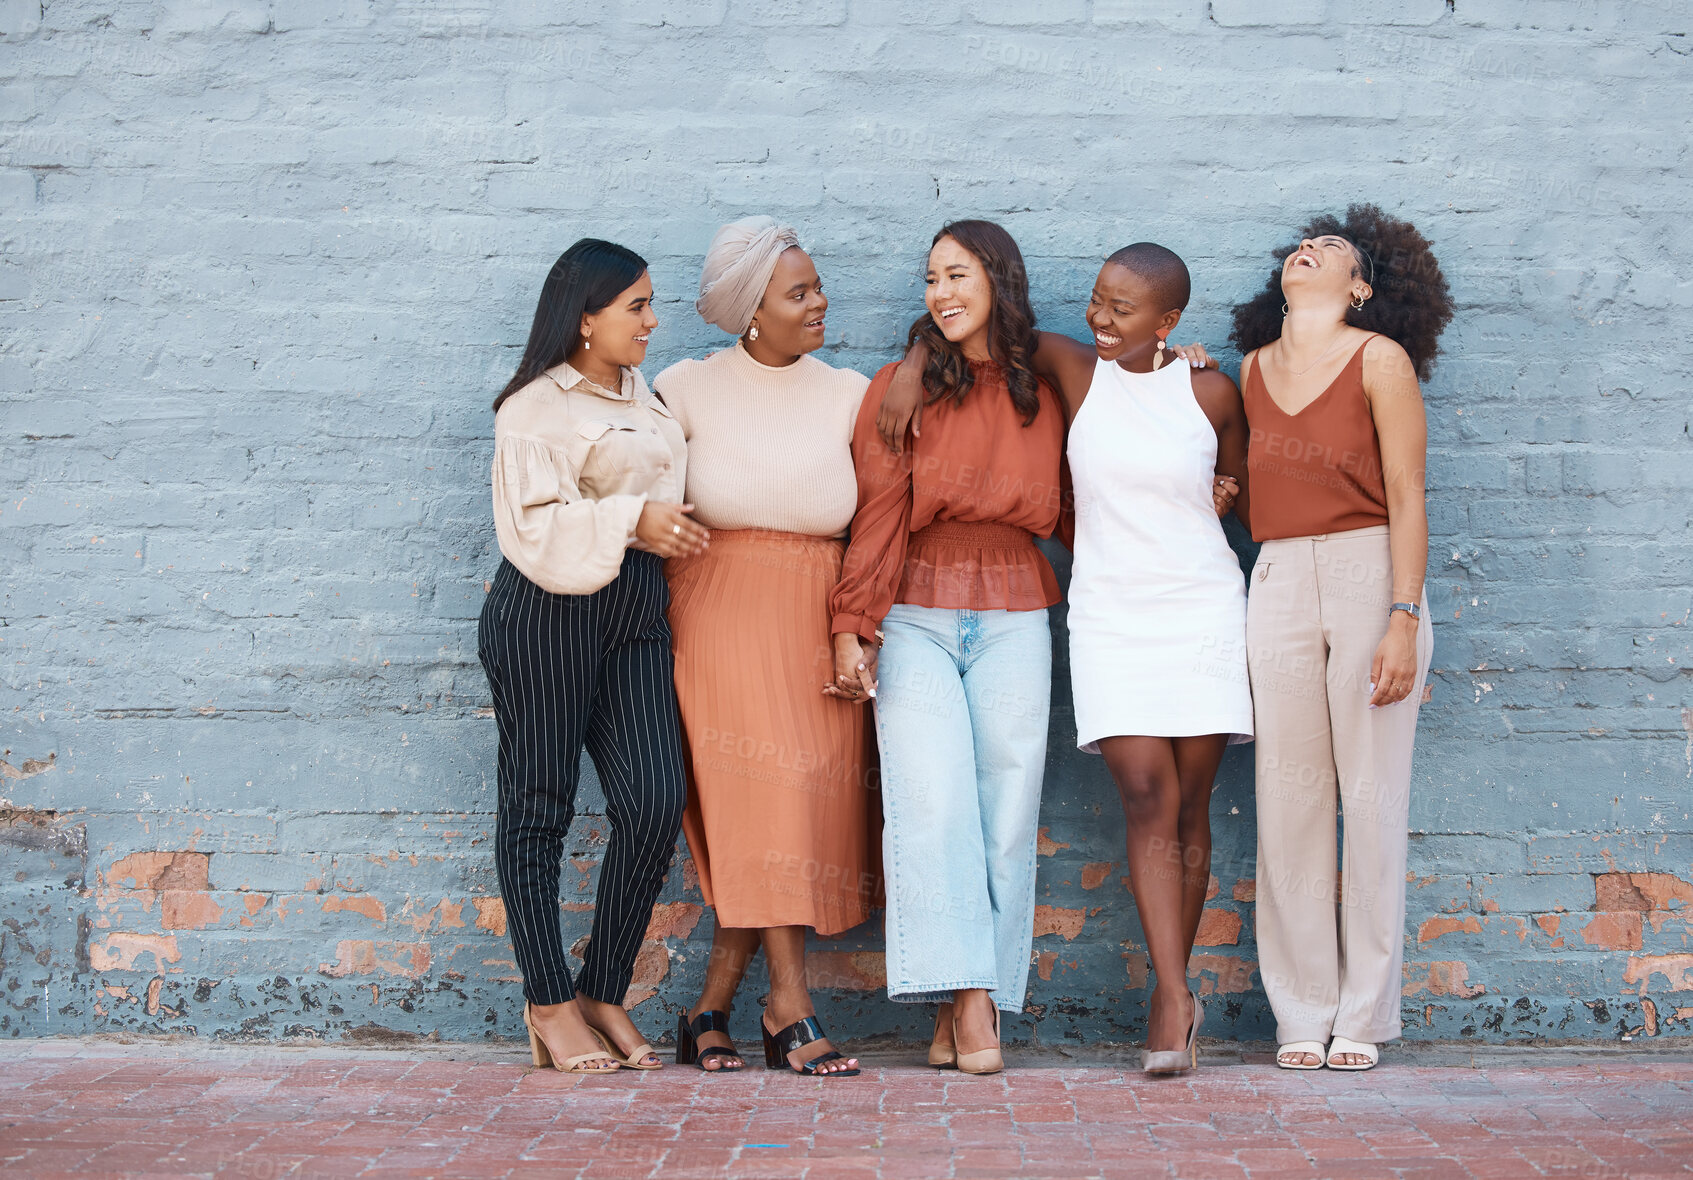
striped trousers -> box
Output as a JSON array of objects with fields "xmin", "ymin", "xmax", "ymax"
[{"xmin": 478, "ymin": 553, "xmax": 687, "ymax": 1006}]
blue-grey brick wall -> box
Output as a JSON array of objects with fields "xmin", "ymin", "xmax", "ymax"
[{"xmin": 2, "ymin": 1, "xmax": 1689, "ymax": 1047}]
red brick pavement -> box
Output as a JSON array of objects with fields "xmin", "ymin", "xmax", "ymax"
[{"xmin": 1, "ymin": 1041, "xmax": 1689, "ymax": 1179}]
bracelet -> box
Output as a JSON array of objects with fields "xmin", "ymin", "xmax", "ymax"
[{"xmin": 1389, "ymin": 602, "xmax": 1421, "ymax": 620}]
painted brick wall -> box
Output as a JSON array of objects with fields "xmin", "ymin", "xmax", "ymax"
[{"xmin": 2, "ymin": 0, "xmax": 1689, "ymax": 1046}]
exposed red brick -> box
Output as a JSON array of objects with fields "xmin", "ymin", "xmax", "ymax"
[
  {"xmin": 1418, "ymin": 914, "xmax": 1482, "ymax": 944},
  {"xmin": 1032, "ymin": 905, "xmax": 1086, "ymax": 941},
  {"xmin": 1621, "ymin": 953, "xmax": 1693, "ymax": 996},
  {"xmin": 1232, "ymin": 878, "xmax": 1256, "ymax": 902},
  {"xmin": 1535, "ymin": 914, "xmax": 1564, "ymax": 948},
  {"xmin": 472, "ymin": 897, "xmax": 506, "ymax": 937},
  {"xmin": 1035, "ymin": 951, "xmax": 1058, "ymax": 981},
  {"xmin": 1036, "ymin": 827, "xmax": 1070, "ymax": 857},
  {"xmin": 145, "ymin": 977, "xmax": 163, "ymax": 1016},
  {"xmin": 322, "ymin": 894, "xmax": 386, "ymax": 923},
  {"xmin": 89, "ymin": 933, "xmax": 182, "ymax": 973},
  {"xmin": 1188, "ymin": 954, "xmax": 1257, "ymax": 994},
  {"xmin": 1079, "ymin": 862, "xmax": 1114, "ymax": 890},
  {"xmin": 642, "ymin": 901, "xmax": 703, "ymax": 941},
  {"xmin": 161, "ymin": 891, "xmax": 225, "ymax": 930},
  {"xmin": 1401, "ymin": 960, "xmax": 1486, "ymax": 999},
  {"xmin": 806, "ymin": 951, "xmax": 885, "ymax": 991},
  {"xmin": 101, "ymin": 852, "xmax": 213, "ymax": 911},
  {"xmin": 1580, "ymin": 912, "xmax": 1643, "ymax": 951},
  {"xmin": 318, "ymin": 940, "xmax": 431, "ymax": 979},
  {"xmin": 1206, "ymin": 874, "xmax": 1219, "ymax": 900},
  {"xmin": 680, "ymin": 855, "xmax": 700, "ymax": 895},
  {"xmin": 1595, "ymin": 872, "xmax": 1693, "ymax": 913},
  {"xmin": 1642, "ymin": 996, "xmax": 1659, "ymax": 1037},
  {"xmin": 627, "ymin": 941, "xmax": 669, "ymax": 988},
  {"xmin": 1194, "ymin": 910, "xmax": 1242, "ymax": 946},
  {"xmin": 1122, "ymin": 951, "xmax": 1149, "ymax": 988}
]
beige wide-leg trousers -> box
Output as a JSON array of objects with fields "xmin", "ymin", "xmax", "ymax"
[{"xmin": 1246, "ymin": 525, "xmax": 1433, "ymax": 1046}]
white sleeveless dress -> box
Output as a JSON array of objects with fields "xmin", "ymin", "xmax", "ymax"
[{"xmin": 1067, "ymin": 358, "xmax": 1253, "ymax": 753}]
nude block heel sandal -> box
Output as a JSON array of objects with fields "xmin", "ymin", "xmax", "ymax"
[{"xmin": 523, "ymin": 1003, "xmax": 620, "ymax": 1073}]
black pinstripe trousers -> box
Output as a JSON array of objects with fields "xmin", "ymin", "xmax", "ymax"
[{"xmin": 477, "ymin": 553, "xmax": 686, "ymax": 1006}]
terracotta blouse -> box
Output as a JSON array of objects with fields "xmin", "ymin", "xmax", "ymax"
[
  {"xmin": 830, "ymin": 360, "xmax": 1065, "ymax": 643},
  {"xmin": 1243, "ymin": 337, "xmax": 1389, "ymax": 542}
]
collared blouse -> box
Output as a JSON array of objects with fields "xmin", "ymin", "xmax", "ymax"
[{"xmin": 490, "ymin": 361, "xmax": 687, "ymax": 595}]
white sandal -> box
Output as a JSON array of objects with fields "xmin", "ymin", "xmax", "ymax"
[
  {"xmin": 1275, "ymin": 1040, "xmax": 1326, "ymax": 1070},
  {"xmin": 1326, "ymin": 1036, "xmax": 1379, "ymax": 1070}
]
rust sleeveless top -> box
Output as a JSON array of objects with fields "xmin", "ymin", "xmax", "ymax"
[{"xmin": 1243, "ymin": 336, "xmax": 1388, "ymax": 542}]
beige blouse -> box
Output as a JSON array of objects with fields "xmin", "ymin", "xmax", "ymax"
[
  {"xmin": 654, "ymin": 343, "xmax": 867, "ymax": 536},
  {"xmin": 490, "ymin": 361, "xmax": 687, "ymax": 595}
]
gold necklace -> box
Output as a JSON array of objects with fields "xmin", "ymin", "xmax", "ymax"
[{"xmin": 1277, "ymin": 330, "xmax": 1350, "ymax": 377}]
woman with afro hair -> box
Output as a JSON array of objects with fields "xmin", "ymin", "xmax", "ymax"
[{"xmin": 1229, "ymin": 204, "xmax": 1452, "ymax": 1072}]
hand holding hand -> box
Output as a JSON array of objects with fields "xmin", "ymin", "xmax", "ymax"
[{"xmin": 824, "ymin": 633, "xmax": 879, "ymax": 702}]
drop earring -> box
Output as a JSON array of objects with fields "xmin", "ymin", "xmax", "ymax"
[
  {"xmin": 748, "ymin": 322, "xmax": 760, "ymax": 342},
  {"xmin": 1152, "ymin": 326, "xmax": 1172, "ymax": 370},
  {"xmin": 582, "ymin": 337, "xmax": 590, "ymax": 351},
  {"xmin": 1351, "ymin": 293, "xmax": 1366, "ymax": 310}
]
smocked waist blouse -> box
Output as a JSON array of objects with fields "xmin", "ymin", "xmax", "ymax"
[{"xmin": 830, "ymin": 360, "xmax": 1064, "ymax": 643}]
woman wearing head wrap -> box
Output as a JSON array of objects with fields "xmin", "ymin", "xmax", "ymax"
[{"xmin": 655, "ymin": 217, "xmax": 879, "ymax": 1078}]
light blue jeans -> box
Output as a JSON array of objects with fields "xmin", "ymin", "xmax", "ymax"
[{"xmin": 874, "ymin": 604, "xmax": 1051, "ymax": 1013}]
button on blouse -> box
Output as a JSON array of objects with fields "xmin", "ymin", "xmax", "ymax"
[{"xmin": 490, "ymin": 361, "xmax": 687, "ymax": 595}]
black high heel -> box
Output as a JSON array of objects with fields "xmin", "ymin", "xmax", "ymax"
[
  {"xmin": 761, "ymin": 1014, "xmax": 860, "ymax": 1077},
  {"xmin": 675, "ymin": 1010, "xmax": 744, "ymax": 1072}
]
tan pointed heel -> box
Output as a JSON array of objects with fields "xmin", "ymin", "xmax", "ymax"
[
  {"xmin": 1142, "ymin": 988, "xmax": 1203, "ymax": 1075},
  {"xmin": 928, "ymin": 1003, "xmax": 958, "ymax": 1069},
  {"xmin": 954, "ymin": 1006, "xmax": 1003, "ymax": 1076}
]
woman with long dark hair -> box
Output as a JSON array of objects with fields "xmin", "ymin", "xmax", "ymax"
[
  {"xmin": 1229, "ymin": 205, "xmax": 1452, "ymax": 1072},
  {"xmin": 479, "ymin": 238, "xmax": 707, "ymax": 1073},
  {"xmin": 829, "ymin": 221, "xmax": 1065, "ymax": 1075}
]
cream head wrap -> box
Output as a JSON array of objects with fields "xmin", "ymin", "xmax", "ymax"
[{"xmin": 695, "ymin": 215, "xmax": 801, "ymax": 335}]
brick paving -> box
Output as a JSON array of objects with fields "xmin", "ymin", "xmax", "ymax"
[{"xmin": 0, "ymin": 1040, "xmax": 1689, "ymax": 1179}]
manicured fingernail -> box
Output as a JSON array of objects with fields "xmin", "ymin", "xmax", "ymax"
[{"xmin": 867, "ymin": 689, "xmax": 876, "ymax": 698}]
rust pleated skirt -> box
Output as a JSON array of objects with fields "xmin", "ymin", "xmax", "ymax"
[{"xmin": 666, "ymin": 529, "xmax": 881, "ymax": 935}]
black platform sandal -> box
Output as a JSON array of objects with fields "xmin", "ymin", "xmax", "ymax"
[
  {"xmin": 675, "ymin": 1010, "xmax": 744, "ymax": 1072},
  {"xmin": 761, "ymin": 1015, "xmax": 860, "ymax": 1077}
]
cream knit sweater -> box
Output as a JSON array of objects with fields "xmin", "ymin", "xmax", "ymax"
[{"xmin": 653, "ymin": 343, "xmax": 869, "ymax": 537}]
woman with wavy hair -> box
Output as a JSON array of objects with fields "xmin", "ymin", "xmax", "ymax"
[
  {"xmin": 1229, "ymin": 204, "xmax": 1452, "ymax": 1072},
  {"xmin": 830, "ymin": 220, "xmax": 1065, "ymax": 1075}
]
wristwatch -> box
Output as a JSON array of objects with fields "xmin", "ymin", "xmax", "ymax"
[{"xmin": 1389, "ymin": 602, "xmax": 1421, "ymax": 620}]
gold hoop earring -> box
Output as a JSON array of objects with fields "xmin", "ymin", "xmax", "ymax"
[
  {"xmin": 748, "ymin": 323, "xmax": 759, "ymax": 342},
  {"xmin": 1351, "ymin": 294, "xmax": 1366, "ymax": 310}
]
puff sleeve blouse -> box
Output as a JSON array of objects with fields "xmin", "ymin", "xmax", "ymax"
[{"xmin": 490, "ymin": 361, "xmax": 687, "ymax": 595}]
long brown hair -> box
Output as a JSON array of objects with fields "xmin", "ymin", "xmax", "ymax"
[
  {"xmin": 493, "ymin": 239, "xmax": 648, "ymax": 412},
  {"xmin": 906, "ymin": 220, "xmax": 1043, "ymax": 425}
]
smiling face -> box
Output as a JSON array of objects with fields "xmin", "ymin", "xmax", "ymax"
[
  {"xmin": 748, "ymin": 247, "xmax": 828, "ymax": 359},
  {"xmin": 1086, "ymin": 261, "xmax": 1183, "ymax": 367},
  {"xmin": 1281, "ymin": 234, "xmax": 1372, "ymax": 308},
  {"xmin": 579, "ymin": 271, "xmax": 657, "ymax": 369},
  {"xmin": 925, "ymin": 235, "xmax": 994, "ymax": 361}
]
